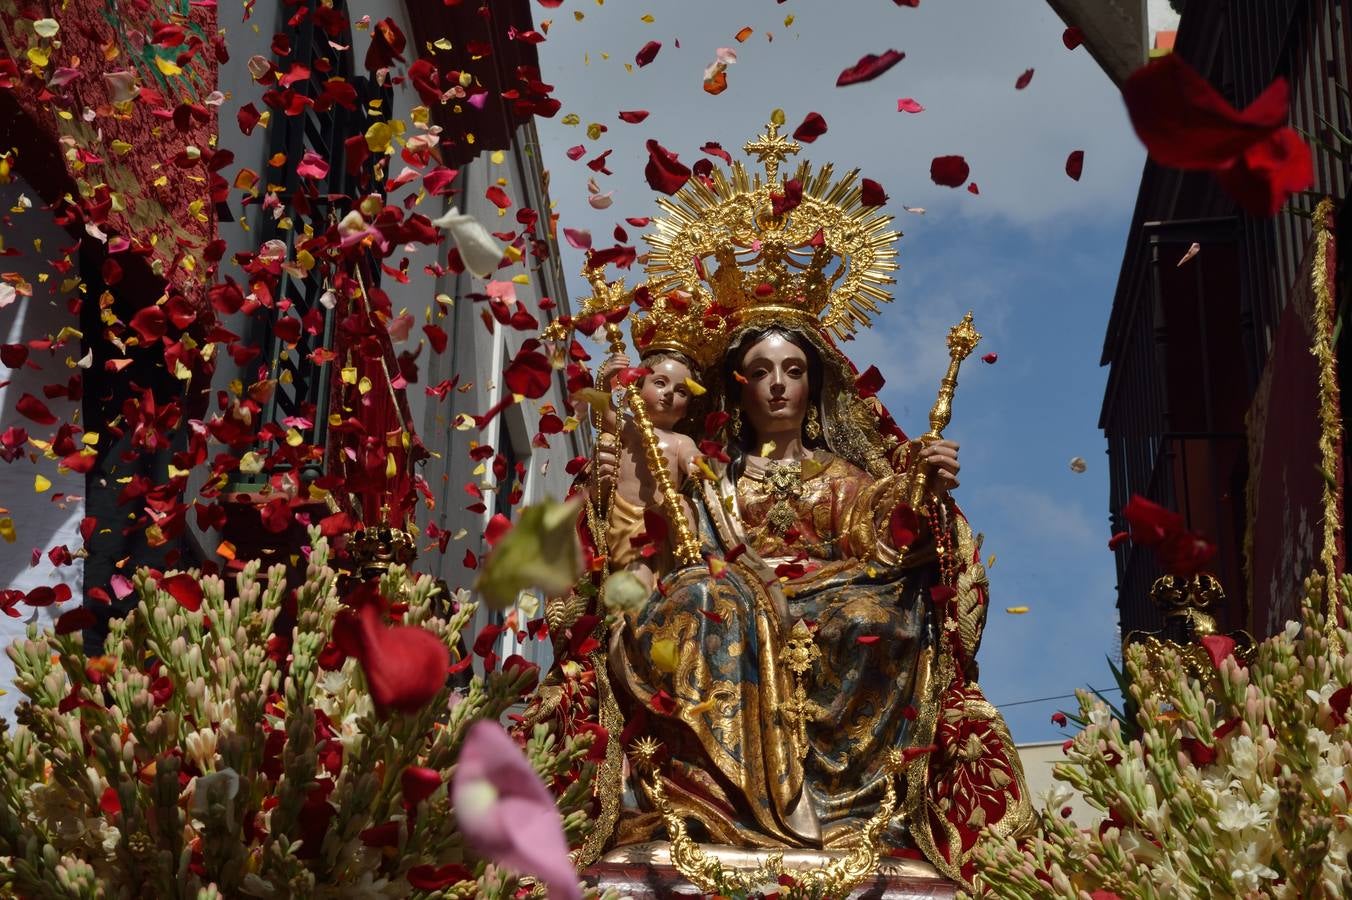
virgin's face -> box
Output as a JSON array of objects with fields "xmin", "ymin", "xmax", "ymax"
[{"xmin": 737, "ymin": 333, "xmax": 810, "ymax": 441}]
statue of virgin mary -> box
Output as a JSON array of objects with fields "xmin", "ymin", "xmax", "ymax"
[{"xmin": 525, "ymin": 118, "xmax": 1031, "ymax": 889}]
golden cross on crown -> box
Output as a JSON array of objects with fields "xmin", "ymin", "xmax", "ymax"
[{"xmin": 743, "ymin": 113, "xmax": 802, "ymax": 183}]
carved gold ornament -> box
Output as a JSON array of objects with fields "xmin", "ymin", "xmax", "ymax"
[{"xmin": 649, "ymin": 746, "xmax": 900, "ymax": 897}]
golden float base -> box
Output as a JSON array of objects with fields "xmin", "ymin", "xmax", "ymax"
[{"xmin": 586, "ymin": 842, "xmax": 957, "ymax": 898}]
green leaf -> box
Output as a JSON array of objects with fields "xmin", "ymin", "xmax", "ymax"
[{"xmin": 475, "ymin": 496, "xmax": 585, "ymax": 610}]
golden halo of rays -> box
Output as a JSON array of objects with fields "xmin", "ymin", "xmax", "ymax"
[{"xmin": 642, "ymin": 152, "xmax": 900, "ymax": 343}]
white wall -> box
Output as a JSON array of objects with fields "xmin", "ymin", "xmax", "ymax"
[
  {"xmin": 1017, "ymin": 740, "xmax": 1104, "ymax": 826},
  {"xmin": 0, "ymin": 176, "xmax": 83, "ymax": 722},
  {"xmin": 411, "ymin": 117, "xmax": 586, "ymax": 672}
]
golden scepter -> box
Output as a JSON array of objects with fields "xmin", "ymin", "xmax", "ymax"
[
  {"xmin": 541, "ymin": 263, "xmax": 702, "ymax": 565},
  {"xmin": 907, "ymin": 311, "xmax": 981, "ymax": 511}
]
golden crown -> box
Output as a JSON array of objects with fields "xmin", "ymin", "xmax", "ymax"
[
  {"xmin": 644, "ymin": 114, "xmax": 900, "ymax": 343},
  {"xmin": 628, "ymin": 288, "xmax": 728, "ymax": 371}
]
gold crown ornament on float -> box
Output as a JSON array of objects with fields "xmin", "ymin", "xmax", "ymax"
[{"xmin": 637, "ymin": 109, "xmax": 901, "ymax": 349}]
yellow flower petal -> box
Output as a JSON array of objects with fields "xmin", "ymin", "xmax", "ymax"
[
  {"xmin": 33, "ymin": 474, "xmax": 51, "ymax": 492},
  {"xmin": 684, "ymin": 377, "xmax": 706, "ymax": 396},
  {"xmin": 1005, "ymin": 606, "xmax": 1029, "ymax": 615},
  {"xmin": 365, "ymin": 121, "xmax": 393, "ymax": 153},
  {"xmin": 651, "ymin": 638, "xmax": 679, "ymax": 674}
]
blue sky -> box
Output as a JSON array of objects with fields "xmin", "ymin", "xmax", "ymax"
[{"xmin": 531, "ymin": 0, "xmax": 1146, "ymax": 742}]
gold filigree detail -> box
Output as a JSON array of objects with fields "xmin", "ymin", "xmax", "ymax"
[
  {"xmin": 650, "ymin": 754, "xmax": 899, "ymax": 896},
  {"xmin": 1311, "ymin": 197, "xmax": 1344, "ymax": 645},
  {"xmin": 778, "ymin": 619, "xmax": 824, "ymax": 759},
  {"xmin": 763, "ymin": 460, "xmax": 804, "ymax": 533},
  {"xmin": 544, "ymin": 591, "xmax": 586, "ymax": 634},
  {"xmin": 572, "ymin": 641, "xmax": 627, "ymax": 869}
]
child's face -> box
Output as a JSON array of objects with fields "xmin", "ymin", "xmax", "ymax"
[{"xmin": 639, "ymin": 358, "xmax": 692, "ymax": 430}]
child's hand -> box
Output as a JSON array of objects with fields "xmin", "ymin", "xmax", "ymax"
[
  {"xmin": 597, "ymin": 353, "xmax": 631, "ymax": 389},
  {"xmin": 594, "ymin": 443, "xmax": 620, "ymax": 484}
]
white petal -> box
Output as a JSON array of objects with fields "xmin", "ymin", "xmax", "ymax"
[{"xmin": 432, "ymin": 206, "xmax": 503, "ymax": 278}]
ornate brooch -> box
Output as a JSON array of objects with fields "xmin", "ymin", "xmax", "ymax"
[{"xmin": 763, "ymin": 460, "xmax": 804, "ymax": 534}]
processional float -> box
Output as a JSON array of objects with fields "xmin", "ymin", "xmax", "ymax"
[{"xmin": 532, "ymin": 114, "xmax": 1028, "ymax": 897}]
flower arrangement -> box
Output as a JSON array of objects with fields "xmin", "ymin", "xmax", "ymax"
[
  {"xmin": 966, "ymin": 573, "xmax": 1352, "ymax": 899},
  {"xmin": 0, "ymin": 530, "xmax": 607, "ymax": 899}
]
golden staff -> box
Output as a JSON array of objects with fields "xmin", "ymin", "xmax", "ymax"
[
  {"xmin": 542, "ymin": 263, "xmax": 702, "ymax": 565},
  {"xmin": 907, "ymin": 311, "xmax": 981, "ymax": 512}
]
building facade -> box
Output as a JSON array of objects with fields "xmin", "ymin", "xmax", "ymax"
[
  {"xmin": 1088, "ymin": 1, "xmax": 1351, "ymax": 640},
  {"xmin": 0, "ymin": 0, "xmax": 581, "ymax": 721}
]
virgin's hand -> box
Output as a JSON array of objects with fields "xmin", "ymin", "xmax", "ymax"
[
  {"xmin": 597, "ymin": 353, "xmax": 631, "ymax": 389},
  {"xmin": 920, "ymin": 440, "xmax": 960, "ymax": 494}
]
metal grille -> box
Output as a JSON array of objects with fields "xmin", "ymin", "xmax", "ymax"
[{"xmin": 248, "ymin": 0, "xmax": 392, "ymax": 479}]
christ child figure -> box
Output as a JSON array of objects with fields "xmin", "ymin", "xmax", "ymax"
[{"xmin": 592, "ymin": 349, "xmax": 700, "ymax": 592}]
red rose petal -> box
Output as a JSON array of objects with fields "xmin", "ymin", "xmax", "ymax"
[
  {"xmin": 1122, "ymin": 495, "xmax": 1184, "ymax": 546},
  {"xmin": 484, "ymin": 513, "xmax": 512, "ymax": 548},
  {"xmin": 1213, "ymin": 128, "xmax": 1314, "ymax": 216},
  {"xmin": 897, "ymin": 97, "xmax": 924, "ymax": 113},
  {"xmin": 408, "ymin": 864, "xmax": 473, "ymax": 891},
  {"xmin": 503, "ymin": 346, "xmax": 554, "ymax": 399},
  {"xmin": 1015, "ymin": 68, "xmax": 1034, "ymax": 90},
  {"xmin": 855, "ymin": 365, "xmax": 885, "ymax": 398},
  {"xmin": 792, "ymin": 111, "xmax": 828, "ymax": 143},
  {"xmin": 130, "ymin": 305, "xmax": 167, "ymax": 342},
  {"xmin": 635, "ymin": 40, "xmax": 661, "ymax": 67},
  {"xmin": 836, "ymin": 49, "xmax": 905, "ymax": 86},
  {"xmin": 55, "ymin": 607, "xmax": 96, "ymax": 635},
  {"xmin": 981, "ymin": 352, "xmax": 998, "ymax": 364},
  {"xmin": 644, "ymin": 139, "xmax": 691, "ymax": 194},
  {"xmin": 400, "ymin": 766, "xmax": 442, "ymax": 806},
  {"xmin": 1063, "ymin": 26, "xmax": 1084, "ymax": 50},
  {"xmin": 618, "ymin": 109, "xmax": 650, "ymax": 123},
  {"xmin": 700, "ymin": 142, "xmax": 732, "ymax": 164},
  {"xmin": 162, "ymin": 572, "xmax": 204, "ymax": 612},
  {"xmin": 1122, "ymin": 53, "xmax": 1288, "ymax": 170},
  {"xmin": 1065, "ymin": 149, "xmax": 1085, "ymax": 181},
  {"xmin": 16, "ymin": 393, "xmax": 57, "ymax": 425},
  {"xmin": 334, "ymin": 600, "xmax": 450, "ymax": 712},
  {"xmin": 860, "ymin": 178, "xmax": 888, "ymax": 207},
  {"xmin": 1199, "ymin": 634, "xmax": 1236, "ymax": 670},
  {"xmin": 930, "ymin": 155, "xmax": 969, "ymax": 188}
]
